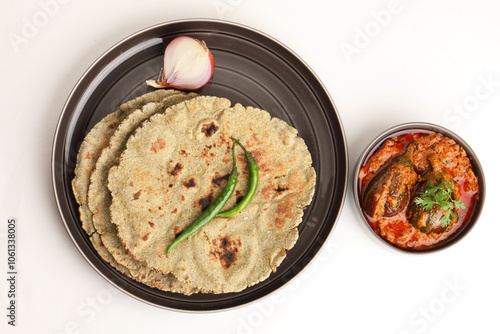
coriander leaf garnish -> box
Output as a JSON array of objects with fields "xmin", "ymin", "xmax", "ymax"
[{"xmin": 414, "ymin": 180, "xmax": 465, "ymax": 228}]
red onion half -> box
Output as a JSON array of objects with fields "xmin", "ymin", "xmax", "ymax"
[{"xmin": 146, "ymin": 36, "xmax": 215, "ymax": 90}]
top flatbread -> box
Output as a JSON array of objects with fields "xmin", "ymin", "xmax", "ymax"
[{"xmin": 108, "ymin": 96, "xmax": 316, "ymax": 293}]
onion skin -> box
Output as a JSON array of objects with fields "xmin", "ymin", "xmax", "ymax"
[{"xmin": 146, "ymin": 36, "xmax": 214, "ymax": 90}]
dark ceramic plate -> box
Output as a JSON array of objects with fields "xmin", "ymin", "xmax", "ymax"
[{"xmin": 52, "ymin": 19, "xmax": 347, "ymax": 311}]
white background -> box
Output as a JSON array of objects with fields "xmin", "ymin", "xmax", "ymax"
[{"xmin": 1, "ymin": 0, "xmax": 497, "ymax": 333}]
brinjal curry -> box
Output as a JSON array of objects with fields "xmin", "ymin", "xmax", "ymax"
[{"xmin": 358, "ymin": 131, "xmax": 479, "ymax": 250}]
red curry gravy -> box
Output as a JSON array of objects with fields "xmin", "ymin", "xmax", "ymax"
[{"xmin": 358, "ymin": 131, "xmax": 479, "ymax": 250}]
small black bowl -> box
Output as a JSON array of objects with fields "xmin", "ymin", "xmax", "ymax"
[{"xmin": 352, "ymin": 122, "xmax": 485, "ymax": 253}]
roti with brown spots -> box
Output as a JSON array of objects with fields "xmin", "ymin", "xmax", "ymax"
[
  {"xmin": 87, "ymin": 92, "xmax": 199, "ymax": 294},
  {"xmin": 108, "ymin": 96, "xmax": 316, "ymax": 294},
  {"xmin": 72, "ymin": 89, "xmax": 200, "ymax": 293}
]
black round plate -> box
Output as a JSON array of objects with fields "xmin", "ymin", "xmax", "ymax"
[{"xmin": 52, "ymin": 19, "xmax": 347, "ymax": 311}]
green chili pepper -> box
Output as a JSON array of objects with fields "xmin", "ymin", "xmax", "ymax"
[
  {"xmin": 216, "ymin": 138, "xmax": 259, "ymax": 217},
  {"xmin": 165, "ymin": 141, "xmax": 238, "ymax": 255}
]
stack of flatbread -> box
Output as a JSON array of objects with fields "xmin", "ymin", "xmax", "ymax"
[{"xmin": 72, "ymin": 89, "xmax": 316, "ymax": 294}]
